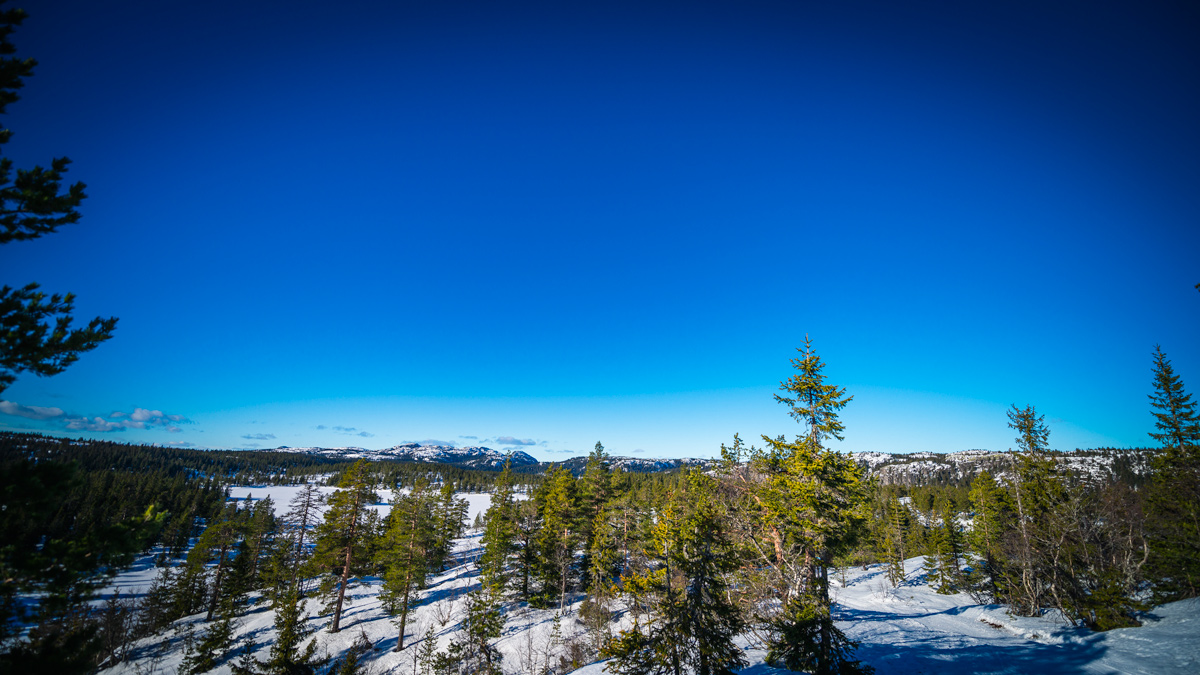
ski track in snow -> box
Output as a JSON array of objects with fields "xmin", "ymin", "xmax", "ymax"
[{"xmin": 100, "ymin": 486, "xmax": 1197, "ymax": 675}]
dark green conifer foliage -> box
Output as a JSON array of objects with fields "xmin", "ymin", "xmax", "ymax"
[
  {"xmin": 312, "ymin": 460, "xmax": 378, "ymax": 633},
  {"xmin": 434, "ymin": 589, "xmax": 503, "ymax": 675},
  {"xmin": 766, "ymin": 598, "xmax": 872, "ymax": 675},
  {"xmin": 181, "ymin": 592, "xmax": 239, "ymax": 674},
  {"xmin": 185, "ymin": 502, "xmax": 243, "ymax": 622},
  {"xmin": 1004, "ymin": 405, "xmax": 1065, "ymax": 617},
  {"xmin": 578, "ymin": 441, "xmax": 613, "ymax": 589},
  {"xmin": 605, "ymin": 471, "xmax": 745, "ymax": 675},
  {"xmin": 733, "ymin": 337, "xmax": 870, "ymax": 674},
  {"xmin": 533, "ymin": 465, "xmax": 581, "ymax": 610},
  {"xmin": 1147, "ymin": 345, "xmax": 1200, "ymax": 456},
  {"xmin": 924, "ymin": 500, "xmax": 963, "ymax": 594},
  {"xmin": 431, "ymin": 482, "xmax": 467, "ymax": 571},
  {"xmin": 0, "ymin": 1, "xmax": 116, "ymax": 396},
  {"xmin": 1145, "ymin": 346, "xmax": 1200, "ymax": 601},
  {"xmin": 881, "ymin": 495, "xmax": 907, "ymax": 587},
  {"xmin": 965, "ymin": 470, "xmax": 1010, "ymax": 602},
  {"xmin": 478, "ymin": 458, "xmax": 519, "ymax": 593},
  {"xmin": 514, "ymin": 498, "xmax": 541, "ymax": 601},
  {"xmin": 378, "ymin": 481, "xmax": 436, "ymax": 651},
  {"xmin": 264, "ymin": 581, "xmax": 319, "ymax": 675}
]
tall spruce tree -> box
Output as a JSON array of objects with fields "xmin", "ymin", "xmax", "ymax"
[
  {"xmin": 278, "ymin": 483, "xmax": 324, "ymax": 596},
  {"xmin": 728, "ymin": 337, "xmax": 871, "ymax": 675},
  {"xmin": 1145, "ymin": 346, "xmax": 1200, "ymax": 601},
  {"xmin": 1005, "ymin": 405, "xmax": 1063, "ymax": 617},
  {"xmin": 578, "ymin": 441, "xmax": 613, "ymax": 590},
  {"xmin": 533, "ymin": 465, "xmax": 580, "ymax": 610},
  {"xmin": 1147, "ymin": 345, "xmax": 1200, "ymax": 457}
]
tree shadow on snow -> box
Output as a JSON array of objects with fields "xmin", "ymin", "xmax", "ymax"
[{"xmin": 853, "ymin": 630, "xmax": 1111, "ymax": 675}]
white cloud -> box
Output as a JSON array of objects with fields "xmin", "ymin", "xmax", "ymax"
[
  {"xmin": 65, "ymin": 416, "xmax": 125, "ymax": 432},
  {"xmin": 1, "ymin": 400, "xmax": 192, "ymax": 435},
  {"xmin": 495, "ymin": 436, "xmax": 537, "ymax": 446},
  {"xmin": 242, "ymin": 433, "xmax": 277, "ymax": 441},
  {"xmin": 0, "ymin": 400, "xmax": 65, "ymax": 420},
  {"xmin": 110, "ymin": 407, "xmax": 192, "ymax": 429}
]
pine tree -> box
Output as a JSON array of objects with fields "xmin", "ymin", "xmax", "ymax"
[
  {"xmin": 478, "ymin": 458, "xmax": 518, "ymax": 594},
  {"xmin": 578, "ymin": 441, "xmax": 613, "ymax": 590},
  {"xmin": 0, "ymin": 2, "xmax": 117, "ymax": 397},
  {"xmin": 184, "ymin": 502, "xmax": 243, "ymax": 622},
  {"xmin": 311, "ymin": 460, "xmax": 378, "ymax": 633},
  {"xmin": 378, "ymin": 481, "xmax": 436, "ymax": 651}
]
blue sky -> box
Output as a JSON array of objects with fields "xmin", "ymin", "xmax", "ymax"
[{"xmin": 1, "ymin": 0, "xmax": 1197, "ymax": 458}]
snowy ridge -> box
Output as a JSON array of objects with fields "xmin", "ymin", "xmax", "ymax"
[
  {"xmin": 273, "ymin": 443, "xmax": 538, "ymax": 470},
  {"xmin": 853, "ymin": 447, "xmax": 1155, "ymax": 486}
]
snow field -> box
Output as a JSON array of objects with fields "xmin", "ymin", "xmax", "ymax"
[{"xmin": 103, "ymin": 486, "xmax": 1198, "ymax": 674}]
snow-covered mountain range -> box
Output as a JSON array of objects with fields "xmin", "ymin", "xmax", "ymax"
[
  {"xmin": 272, "ymin": 442, "xmax": 538, "ymax": 470},
  {"xmin": 269, "ymin": 442, "xmax": 1156, "ymax": 485}
]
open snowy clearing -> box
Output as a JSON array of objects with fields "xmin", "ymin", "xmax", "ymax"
[{"xmin": 100, "ymin": 486, "xmax": 1198, "ymax": 674}]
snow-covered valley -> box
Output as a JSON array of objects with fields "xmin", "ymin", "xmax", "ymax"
[{"xmin": 99, "ymin": 485, "xmax": 1198, "ymax": 675}]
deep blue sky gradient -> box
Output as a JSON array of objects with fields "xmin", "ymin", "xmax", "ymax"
[{"xmin": 1, "ymin": 0, "xmax": 1197, "ymax": 457}]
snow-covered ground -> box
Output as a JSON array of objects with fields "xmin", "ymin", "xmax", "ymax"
[
  {"xmin": 101, "ymin": 487, "xmax": 1198, "ymax": 675},
  {"xmin": 225, "ymin": 484, "xmax": 513, "ymax": 529},
  {"xmin": 831, "ymin": 557, "xmax": 1198, "ymax": 675}
]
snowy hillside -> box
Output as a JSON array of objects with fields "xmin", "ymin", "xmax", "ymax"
[{"xmin": 103, "ymin": 486, "xmax": 1197, "ymax": 675}]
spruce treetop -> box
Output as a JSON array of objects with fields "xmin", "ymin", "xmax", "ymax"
[
  {"xmin": 1007, "ymin": 404, "xmax": 1050, "ymax": 455},
  {"xmin": 1148, "ymin": 345, "xmax": 1200, "ymax": 455},
  {"xmin": 773, "ymin": 335, "xmax": 853, "ymax": 447}
]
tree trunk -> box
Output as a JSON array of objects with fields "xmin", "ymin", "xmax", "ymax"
[
  {"xmin": 206, "ymin": 542, "xmax": 229, "ymax": 622},
  {"xmin": 330, "ymin": 491, "xmax": 363, "ymax": 633}
]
